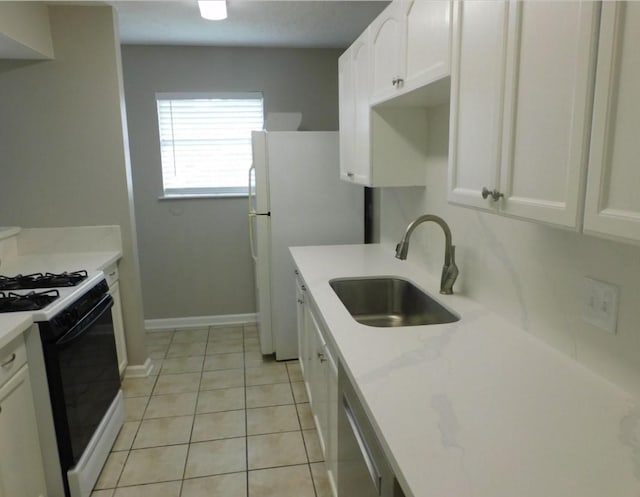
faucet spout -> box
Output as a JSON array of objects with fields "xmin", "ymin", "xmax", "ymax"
[{"xmin": 394, "ymin": 214, "xmax": 459, "ymax": 295}]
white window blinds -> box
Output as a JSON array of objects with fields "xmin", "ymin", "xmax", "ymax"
[{"xmin": 156, "ymin": 93, "xmax": 264, "ymax": 196}]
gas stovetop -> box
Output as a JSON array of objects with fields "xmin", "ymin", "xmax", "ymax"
[
  {"xmin": 0, "ymin": 270, "xmax": 98, "ymax": 316},
  {"xmin": 0, "ymin": 270, "xmax": 88, "ymax": 291},
  {"xmin": 0, "ymin": 290, "xmax": 61, "ymax": 313}
]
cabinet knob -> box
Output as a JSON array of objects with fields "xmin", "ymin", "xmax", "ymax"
[
  {"xmin": 317, "ymin": 351, "xmax": 327, "ymax": 363},
  {"xmin": 481, "ymin": 187, "xmax": 504, "ymax": 201},
  {"xmin": 392, "ymin": 77, "xmax": 404, "ymax": 87},
  {"xmin": 347, "ymin": 172, "xmax": 354, "ymax": 178}
]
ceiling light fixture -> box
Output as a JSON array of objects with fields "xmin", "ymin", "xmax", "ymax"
[{"xmin": 198, "ymin": 0, "xmax": 227, "ymax": 21}]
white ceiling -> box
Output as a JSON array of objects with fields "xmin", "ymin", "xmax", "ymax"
[{"xmin": 110, "ymin": 1, "xmax": 389, "ymax": 49}]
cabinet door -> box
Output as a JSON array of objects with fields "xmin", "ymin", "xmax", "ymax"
[
  {"xmin": 369, "ymin": 1, "xmax": 405, "ymax": 102},
  {"xmin": 403, "ymin": 0, "xmax": 452, "ymax": 93},
  {"xmin": 352, "ymin": 31, "xmax": 372, "ymax": 185},
  {"xmin": 340, "ymin": 31, "xmax": 371, "ymax": 186},
  {"xmin": 584, "ymin": 2, "xmax": 640, "ymax": 244},
  {"xmin": 110, "ymin": 282, "xmax": 128, "ymax": 377},
  {"xmin": 306, "ymin": 309, "xmax": 329, "ymax": 456},
  {"xmin": 499, "ymin": 1, "xmax": 598, "ymax": 227},
  {"xmin": 295, "ymin": 275, "xmax": 307, "ymax": 376},
  {"xmin": 326, "ymin": 347, "xmax": 339, "ymax": 497},
  {"xmin": 0, "ymin": 366, "xmax": 47, "ymax": 497},
  {"xmin": 448, "ymin": 0, "xmax": 509, "ymax": 210},
  {"xmin": 338, "ymin": 50, "xmax": 356, "ymax": 183}
]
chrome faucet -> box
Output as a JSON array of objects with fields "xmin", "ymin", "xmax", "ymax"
[{"xmin": 395, "ymin": 214, "xmax": 459, "ymax": 295}]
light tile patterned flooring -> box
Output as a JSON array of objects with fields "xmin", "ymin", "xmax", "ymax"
[{"xmin": 91, "ymin": 324, "xmax": 331, "ymax": 497}]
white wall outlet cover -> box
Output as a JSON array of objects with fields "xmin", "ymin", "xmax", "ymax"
[{"xmin": 582, "ymin": 276, "xmax": 619, "ymax": 334}]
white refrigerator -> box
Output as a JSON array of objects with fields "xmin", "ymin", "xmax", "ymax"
[{"xmin": 249, "ymin": 131, "xmax": 363, "ymax": 360}]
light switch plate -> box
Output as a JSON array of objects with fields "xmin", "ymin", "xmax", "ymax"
[{"xmin": 582, "ymin": 277, "xmax": 619, "ymax": 334}]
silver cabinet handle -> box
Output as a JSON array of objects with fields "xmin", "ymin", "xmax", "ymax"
[
  {"xmin": 481, "ymin": 187, "xmax": 504, "ymax": 201},
  {"xmin": 343, "ymin": 394, "xmax": 382, "ymax": 495},
  {"xmin": 392, "ymin": 77, "xmax": 404, "ymax": 87},
  {"xmin": 294, "ymin": 269, "xmax": 299, "ymax": 275},
  {"xmin": 1, "ymin": 353, "xmax": 16, "ymax": 368},
  {"xmin": 347, "ymin": 172, "xmax": 354, "ymax": 178},
  {"xmin": 297, "ymin": 298, "xmax": 305, "ymax": 304},
  {"xmin": 317, "ymin": 351, "xmax": 327, "ymax": 363}
]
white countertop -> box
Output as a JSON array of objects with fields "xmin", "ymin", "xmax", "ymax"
[
  {"xmin": 0, "ymin": 314, "xmax": 32, "ymax": 350},
  {"xmin": 0, "ymin": 226, "xmax": 20, "ymax": 241},
  {"xmin": 290, "ymin": 244, "xmax": 640, "ymax": 497}
]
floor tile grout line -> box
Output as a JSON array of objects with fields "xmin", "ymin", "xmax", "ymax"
[
  {"xmin": 242, "ymin": 324, "xmax": 251, "ymax": 497},
  {"xmin": 179, "ymin": 329, "xmax": 207, "ymax": 485},
  {"xmin": 109, "ymin": 330, "xmax": 170, "ymax": 491}
]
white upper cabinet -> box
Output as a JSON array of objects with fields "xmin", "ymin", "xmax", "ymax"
[
  {"xmin": 370, "ymin": 0, "xmax": 452, "ymax": 105},
  {"xmin": 370, "ymin": 2, "xmax": 405, "ymax": 103},
  {"xmin": 584, "ymin": 2, "xmax": 640, "ymax": 244},
  {"xmin": 339, "ymin": 0, "xmax": 451, "ymax": 187},
  {"xmin": 338, "ymin": 30, "xmax": 371, "ymax": 185},
  {"xmin": 449, "ymin": 0, "xmax": 599, "ymax": 229},
  {"xmin": 448, "ymin": 0, "xmax": 508, "ymax": 210},
  {"xmin": 499, "ymin": 1, "xmax": 598, "ymax": 227},
  {"xmin": 404, "ymin": 0, "xmax": 451, "ymax": 92}
]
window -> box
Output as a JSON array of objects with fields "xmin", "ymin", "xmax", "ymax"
[{"xmin": 156, "ymin": 92, "xmax": 264, "ymax": 197}]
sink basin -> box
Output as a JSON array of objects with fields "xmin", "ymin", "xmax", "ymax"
[{"xmin": 329, "ymin": 277, "xmax": 459, "ymax": 327}]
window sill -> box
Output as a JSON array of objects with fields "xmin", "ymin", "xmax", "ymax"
[{"xmin": 158, "ymin": 193, "xmax": 248, "ymax": 200}]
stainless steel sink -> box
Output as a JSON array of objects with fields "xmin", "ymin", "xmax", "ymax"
[{"xmin": 329, "ymin": 277, "xmax": 459, "ymax": 327}]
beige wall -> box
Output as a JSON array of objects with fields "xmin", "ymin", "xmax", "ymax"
[
  {"xmin": 120, "ymin": 45, "xmax": 342, "ymax": 320},
  {"xmin": 377, "ymin": 104, "xmax": 640, "ymax": 398},
  {"xmin": 0, "ymin": 5, "xmax": 147, "ymax": 366}
]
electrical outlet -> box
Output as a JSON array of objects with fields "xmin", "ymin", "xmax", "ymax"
[{"xmin": 582, "ymin": 277, "xmax": 619, "ymax": 334}]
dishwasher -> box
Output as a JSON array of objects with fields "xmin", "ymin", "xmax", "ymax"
[{"xmin": 338, "ymin": 362, "xmax": 406, "ymax": 497}]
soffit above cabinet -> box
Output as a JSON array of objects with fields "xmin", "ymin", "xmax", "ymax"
[{"xmin": 0, "ymin": 3, "xmax": 54, "ymax": 60}]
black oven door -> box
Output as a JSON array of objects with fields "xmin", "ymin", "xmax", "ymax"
[{"xmin": 43, "ymin": 293, "xmax": 121, "ymax": 472}]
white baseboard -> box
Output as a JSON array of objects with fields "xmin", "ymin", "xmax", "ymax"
[
  {"xmin": 145, "ymin": 313, "xmax": 257, "ymax": 332},
  {"xmin": 124, "ymin": 357, "xmax": 154, "ymax": 378}
]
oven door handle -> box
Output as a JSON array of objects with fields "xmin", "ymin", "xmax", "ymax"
[{"xmin": 57, "ymin": 294, "xmax": 114, "ymax": 347}]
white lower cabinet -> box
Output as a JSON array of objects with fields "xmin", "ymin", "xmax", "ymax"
[
  {"xmin": 296, "ymin": 273, "xmax": 338, "ymax": 497},
  {"xmin": 0, "ymin": 336, "xmax": 47, "ymax": 497},
  {"xmin": 105, "ymin": 264, "xmax": 127, "ymax": 377}
]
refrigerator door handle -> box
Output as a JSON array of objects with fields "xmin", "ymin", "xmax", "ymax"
[
  {"xmin": 248, "ymin": 164, "xmax": 270, "ymax": 217},
  {"xmin": 249, "ymin": 212, "xmax": 258, "ymax": 262},
  {"xmin": 248, "ymin": 163, "xmax": 256, "ymax": 214},
  {"xmin": 248, "ymin": 163, "xmax": 271, "ymax": 262},
  {"xmin": 248, "ymin": 164, "xmax": 258, "ymax": 262}
]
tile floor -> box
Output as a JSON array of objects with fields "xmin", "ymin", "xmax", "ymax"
[{"xmin": 91, "ymin": 324, "xmax": 331, "ymax": 497}]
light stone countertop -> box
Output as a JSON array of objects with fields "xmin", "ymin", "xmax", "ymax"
[
  {"xmin": 290, "ymin": 244, "xmax": 640, "ymax": 497},
  {"xmin": 0, "ymin": 227, "xmax": 20, "ymax": 241},
  {"xmin": 0, "ymin": 314, "xmax": 32, "ymax": 351}
]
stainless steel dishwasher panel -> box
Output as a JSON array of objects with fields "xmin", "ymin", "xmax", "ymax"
[{"xmin": 338, "ymin": 362, "xmax": 396, "ymax": 497}]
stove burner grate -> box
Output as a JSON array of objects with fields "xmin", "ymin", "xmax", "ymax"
[
  {"xmin": 0, "ymin": 289, "xmax": 61, "ymax": 313},
  {"xmin": 0, "ymin": 270, "xmax": 88, "ymax": 291}
]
